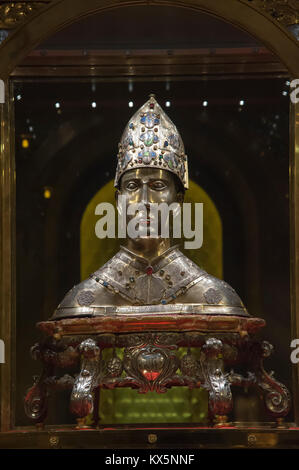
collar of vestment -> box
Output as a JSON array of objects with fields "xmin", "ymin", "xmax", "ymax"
[{"xmin": 91, "ymin": 244, "xmax": 207, "ymax": 305}]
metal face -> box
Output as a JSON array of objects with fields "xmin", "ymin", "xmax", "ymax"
[
  {"xmin": 120, "ymin": 167, "xmax": 179, "ymax": 206},
  {"xmin": 118, "ymin": 167, "xmax": 182, "ymax": 245}
]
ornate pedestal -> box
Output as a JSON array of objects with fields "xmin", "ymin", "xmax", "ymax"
[{"xmin": 24, "ymin": 312, "xmax": 291, "ymax": 428}]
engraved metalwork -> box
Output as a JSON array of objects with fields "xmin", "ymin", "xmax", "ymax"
[
  {"xmin": 100, "ymin": 334, "xmax": 198, "ymax": 393},
  {"xmin": 243, "ymin": 0, "xmax": 299, "ymax": 26},
  {"xmin": 70, "ymin": 338, "xmax": 100, "ymax": 418},
  {"xmin": 24, "ymin": 343, "xmax": 54, "ymax": 423},
  {"xmin": 204, "ymin": 288, "xmax": 223, "ymax": 305},
  {"xmin": 106, "ymin": 355, "xmax": 123, "ymax": 377},
  {"xmin": 252, "ymin": 340, "xmax": 291, "ymax": 418},
  {"xmin": 52, "ymin": 242, "xmax": 248, "ymax": 318},
  {"xmin": 227, "ymin": 339, "xmax": 291, "ymax": 418},
  {"xmin": 180, "ymin": 351, "xmax": 202, "ymax": 380},
  {"xmin": 121, "ymin": 344, "xmax": 180, "ymax": 393},
  {"xmin": 200, "ymin": 338, "xmax": 233, "ymax": 418},
  {"xmin": 0, "ymin": 2, "xmax": 47, "ymax": 29},
  {"xmin": 25, "ymin": 325, "xmax": 291, "ymax": 425},
  {"xmin": 24, "ymin": 371, "xmax": 50, "ymax": 422},
  {"xmin": 77, "ymin": 290, "xmax": 95, "ymax": 306}
]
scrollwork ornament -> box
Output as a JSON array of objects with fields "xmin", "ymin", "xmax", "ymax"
[
  {"xmin": 100, "ymin": 341, "xmax": 198, "ymax": 393},
  {"xmin": 25, "ymin": 330, "xmax": 292, "ymax": 425},
  {"xmin": 122, "ymin": 344, "xmax": 177, "ymax": 393},
  {"xmin": 0, "ymin": 2, "xmax": 47, "ymax": 29},
  {"xmin": 248, "ymin": 340, "xmax": 291, "ymax": 418},
  {"xmin": 242, "ymin": 0, "xmax": 299, "ymax": 26},
  {"xmin": 257, "ymin": 373, "xmax": 291, "ymax": 417},
  {"xmin": 70, "ymin": 338, "xmax": 100, "ymax": 418},
  {"xmin": 24, "ymin": 376, "xmax": 48, "ymax": 421},
  {"xmin": 24, "ymin": 360, "xmax": 54, "ymax": 423},
  {"xmin": 200, "ymin": 338, "xmax": 233, "ymax": 418}
]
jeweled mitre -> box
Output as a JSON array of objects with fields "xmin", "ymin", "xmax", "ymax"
[{"xmin": 114, "ymin": 95, "xmax": 189, "ymax": 189}]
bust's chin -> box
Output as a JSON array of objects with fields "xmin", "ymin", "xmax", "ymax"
[{"xmin": 126, "ymin": 236, "xmax": 170, "ymax": 252}]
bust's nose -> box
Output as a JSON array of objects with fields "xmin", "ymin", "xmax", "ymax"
[{"xmin": 140, "ymin": 182, "xmax": 150, "ymax": 207}]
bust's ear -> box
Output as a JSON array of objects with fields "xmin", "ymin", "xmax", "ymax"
[{"xmin": 177, "ymin": 191, "xmax": 185, "ymax": 204}]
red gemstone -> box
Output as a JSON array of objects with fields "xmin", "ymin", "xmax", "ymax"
[
  {"xmin": 150, "ymin": 103, "xmax": 154, "ymax": 109},
  {"xmin": 143, "ymin": 371, "xmax": 160, "ymax": 381},
  {"xmin": 146, "ymin": 266, "xmax": 153, "ymax": 275}
]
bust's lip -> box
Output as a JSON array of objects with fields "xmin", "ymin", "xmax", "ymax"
[
  {"xmin": 138, "ymin": 214, "xmax": 156, "ymax": 225},
  {"xmin": 139, "ymin": 218, "xmax": 151, "ymax": 225}
]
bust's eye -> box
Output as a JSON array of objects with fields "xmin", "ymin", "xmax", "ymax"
[
  {"xmin": 126, "ymin": 181, "xmax": 139, "ymax": 191},
  {"xmin": 150, "ymin": 180, "xmax": 167, "ymax": 190}
]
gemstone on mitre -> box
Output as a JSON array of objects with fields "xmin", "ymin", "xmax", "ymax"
[
  {"xmin": 121, "ymin": 152, "xmax": 132, "ymax": 170},
  {"xmin": 140, "ymin": 112, "xmax": 160, "ymax": 129},
  {"xmin": 168, "ymin": 133, "xmax": 180, "ymax": 149},
  {"xmin": 138, "ymin": 150, "xmax": 156, "ymax": 164},
  {"xmin": 140, "ymin": 131, "xmax": 159, "ymax": 147},
  {"xmin": 123, "ymin": 132, "xmax": 134, "ymax": 148}
]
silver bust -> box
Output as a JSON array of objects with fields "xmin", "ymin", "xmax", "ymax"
[{"xmin": 52, "ymin": 95, "xmax": 248, "ymax": 320}]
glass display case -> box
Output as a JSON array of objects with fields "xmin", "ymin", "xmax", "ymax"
[{"xmin": 0, "ymin": 0, "xmax": 299, "ymax": 449}]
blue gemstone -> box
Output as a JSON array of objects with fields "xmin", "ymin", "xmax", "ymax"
[
  {"xmin": 129, "ymin": 123, "xmax": 134, "ymax": 129},
  {"xmin": 121, "ymin": 152, "xmax": 132, "ymax": 170},
  {"xmin": 161, "ymin": 299, "xmax": 167, "ymax": 304},
  {"xmin": 140, "ymin": 112, "xmax": 158, "ymax": 129},
  {"xmin": 172, "ymin": 154, "xmax": 179, "ymax": 167},
  {"xmin": 138, "ymin": 149, "xmax": 155, "ymax": 164},
  {"xmin": 103, "ymin": 281, "xmax": 108, "ymax": 287},
  {"xmin": 168, "ymin": 134, "xmax": 180, "ymax": 149},
  {"xmin": 124, "ymin": 133, "xmax": 134, "ymax": 148},
  {"xmin": 164, "ymin": 141, "xmax": 169, "ymax": 147}
]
